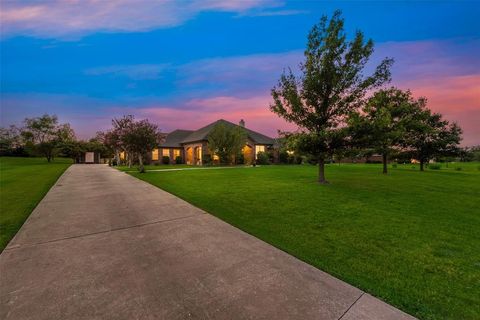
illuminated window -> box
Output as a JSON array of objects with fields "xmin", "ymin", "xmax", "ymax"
[
  {"xmin": 162, "ymin": 149, "xmax": 170, "ymax": 157},
  {"xmin": 213, "ymin": 154, "xmax": 219, "ymax": 161},
  {"xmin": 120, "ymin": 151, "xmax": 126, "ymax": 160},
  {"xmin": 287, "ymin": 150, "xmax": 294, "ymax": 155},
  {"xmin": 173, "ymin": 149, "xmax": 180, "ymax": 158},
  {"xmin": 255, "ymin": 145, "xmax": 265, "ymax": 156},
  {"xmin": 152, "ymin": 149, "xmax": 159, "ymax": 161}
]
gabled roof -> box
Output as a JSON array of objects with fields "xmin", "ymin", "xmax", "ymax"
[
  {"xmin": 181, "ymin": 119, "xmax": 274, "ymax": 145},
  {"xmin": 159, "ymin": 129, "xmax": 193, "ymax": 147}
]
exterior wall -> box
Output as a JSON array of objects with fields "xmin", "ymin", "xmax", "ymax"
[
  {"xmin": 183, "ymin": 142, "xmax": 205, "ymax": 165},
  {"xmin": 151, "ymin": 148, "xmax": 184, "ymax": 164}
]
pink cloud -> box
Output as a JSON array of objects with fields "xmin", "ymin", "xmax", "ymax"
[
  {"xmin": 116, "ymin": 95, "xmax": 298, "ymax": 137},
  {"xmin": 396, "ymin": 75, "xmax": 480, "ymax": 146}
]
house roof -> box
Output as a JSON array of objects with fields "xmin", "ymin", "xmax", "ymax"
[
  {"xmin": 159, "ymin": 129, "xmax": 193, "ymax": 147},
  {"xmin": 181, "ymin": 119, "xmax": 274, "ymax": 145}
]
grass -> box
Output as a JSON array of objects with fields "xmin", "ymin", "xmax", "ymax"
[
  {"xmin": 0, "ymin": 157, "xmax": 72, "ymax": 251},
  {"xmin": 126, "ymin": 163, "xmax": 480, "ymax": 320},
  {"xmin": 116, "ymin": 164, "xmax": 193, "ymax": 172}
]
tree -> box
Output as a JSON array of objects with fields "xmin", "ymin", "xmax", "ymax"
[
  {"xmin": 405, "ymin": 101, "xmax": 462, "ymax": 171},
  {"xmin": 349, "ymin": 88, "xmax": 415, "ymax": 174},
  {"xmin": 0, "ymin": 125, "xmax": 23, "ymax": 156},
  {"xmin": 110, "ymin": 115, "xmax": 135, "ymax": 166},
  {"xmin": 21, "ymin": 114, "xmax": 76, "ymax": 162},
  {"xmin": 119, "ymin": 117, "xmax": 160, "ymax": 172},
  {"xmin": 59, "ymin": 140, "xmax": 85, "ymax": 163},
  {"xmin": 270, "ymin": 10, "xmax": 393, "ymax": 183},
  {"xmin": 207, "ymin": 123, "xmax": 247, "ymax": 164}
]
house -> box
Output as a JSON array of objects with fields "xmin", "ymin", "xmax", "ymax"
[{"xmin": 151, "ymin": 119, "xmax": 275, "ymax": 165}]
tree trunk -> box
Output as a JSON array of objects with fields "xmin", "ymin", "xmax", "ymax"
[
  {"xmin": 382, "ymin": 153, "xmax": 388, "ymax": 174},
  {"xmin": 138, "ymin": 154, "xmax": 144, "ymax": 173},
  {"xmin": 318, "ymin": 156, "xmax": 328, "ymax": 184},
  {"xmin": 420, "ymin": 160, "xmax": 424, "ymax": 171}
]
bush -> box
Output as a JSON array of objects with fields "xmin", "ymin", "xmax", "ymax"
[
  {"xmin": 391, "ymin": 163, "xmax": 397, "ymax": 168},
  {"xmin": 154, "ymin": 162, "xmax": 160, "ymax": 166},
  {"xmin": 279, "ymin": 151, "xmax": 289, "ymax": 164},
  {"xmin": 175, "ymin": 156, "xmax": 183, "ymax": 164},
  {"xmin": 162, "ymin": 156, "xmax": 170, "ymax": 164},
  {"xmin": 455, "ymin": 167, "xmax": 462, "ymax": 171},
  {"xmin": 203, "ymin": 154, "xmax": 212, "ymax": 166},
  {"xmin": 236, "ymin": 153, "xmax": 245, "ymax": 165},
  {"xmin": 256, "ymin": 151, "xmax": 269, "ymax": 165},
  {"xmin": 429, "ymin": 164, "xmax": 441, "ymax": 170}
]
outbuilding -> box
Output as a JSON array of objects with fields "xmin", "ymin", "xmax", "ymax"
[{"xmin": 76, "ymin": 151, "xmax": 101, "ymax": 164}]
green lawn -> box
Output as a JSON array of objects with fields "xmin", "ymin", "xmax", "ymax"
[
  {"xmin": 0, "ymin": 157, "xmax": 72, "ymax": 251},
  {"xmin": 126, "ymin": 163, "xmax": 480, "ymax": 320},
  {"xmin": 116, "ymin": 164, "xmax": 193, "ymax": 172}
]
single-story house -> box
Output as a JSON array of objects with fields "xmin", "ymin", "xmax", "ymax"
[{"xmin": 151, "ymin": 119, "xmax": 275, "ymax": 165}]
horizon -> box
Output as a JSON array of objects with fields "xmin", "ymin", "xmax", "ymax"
[{"xmin": 1, "ymin": 1, "xmax": 479, "ymax": 146}]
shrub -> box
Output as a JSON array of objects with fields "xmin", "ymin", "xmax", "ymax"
[
  {"xmin": 391, "ymin": 163, "xmax": 397, "ymax": 168},
  {"xmin": 455, "ymin": 167, "xmax": 462, "ymax": 171},
  {"xmin": 162, "ymin": 156, "xmax": 170, "ymax": 164},
  {"xmin": 175, "ymin": 156, "xmax": 183, "ymax": 164},
  {"xmin": 279, "ymin": 151, "xmax": 289, "ymax": 164},
  {"xmin": 203, "ymin": 154, "xmax": 212, "ymax": 166},
  {"xmin": 236, "ymin": 153, "xmax": 245, "ymax": 165},
  {"xmin": 429, "ymin": 164, "xmax": 441, "ymax": 170},
  {"xmin": 256, "ymin": 151, "xmax": 269, "ymax": 165},
  {"xmin": 154, "ymin": 162, "xmax": 160, "ymax": 166}
]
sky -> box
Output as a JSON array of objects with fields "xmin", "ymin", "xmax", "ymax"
[{"xmin": 1, "ymin": 0, "xmax": 479, "ymax": 146}]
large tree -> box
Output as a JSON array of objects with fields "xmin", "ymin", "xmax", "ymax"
[
  {"xmin": 119, "ymin": 117, "xmax": 160, "ymax": 172},
  {"xmin": 270, "ymin": 10, "xmax": 393, "ymax": 183},
  {"xmin": 207, "ymin": 123, "xmax": 247, "ymax": 164},
  {"xmin": 21, "ymin": 114, "xmax": 75, "ymax": 162},
  {"xmin": 405, "ymin": 101, "xmax": 462, "ymax": 171},
  {"xmin": 349, "ymin": 88, "xmax": 416, "ymax": 174}
]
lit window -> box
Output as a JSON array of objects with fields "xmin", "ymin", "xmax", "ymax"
[
  {"xmin": 255, "ymin": 145, "xmax": 265, "ymax": 156},
  {"xmin": 287, "ymin": 150, "xmax": 294, "ymax": 155},
  {"xmin": 152, "ymin": 149, "xmax": 159, "ymax": 161},
  {"xmin": 173, "ymin": 149, "xmax": 180, "ymax": 158},
  {"xmin": 162, "ymin": 149, "xmax": 170, "ymax": 157},
  {"xmin": 213, "ymin": 154, "xmax": 219, "ymax": 161},
  {"xmin": 120, "ymin": 151, "xmax": 126, "ymax": 160}
]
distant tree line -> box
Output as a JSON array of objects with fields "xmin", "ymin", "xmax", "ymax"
[
  {"xmin": 0, "ymin": 114, "xmax": 110, "ymax": 163},
  {"xmin": 270, "ymin": 10, "xmax": 464, "ymax": 183}
]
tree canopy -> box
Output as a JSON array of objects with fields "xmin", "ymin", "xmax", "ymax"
[
  {"xmin": 271, "ymin": 10, "xmax": 393, "ymax": 183},
  {"xmin": 207, "ymin": 123, "xmax": 247, "ymax": 164}
]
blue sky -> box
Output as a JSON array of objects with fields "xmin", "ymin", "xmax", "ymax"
[{"xmin": 1, "ymin": 1, "xmax": 479, "ymax": 145}]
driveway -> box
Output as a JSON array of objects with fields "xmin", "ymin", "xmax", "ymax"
[{"xmin": 0, "ymin": 165, "xmax": 415, "ymax": 320}]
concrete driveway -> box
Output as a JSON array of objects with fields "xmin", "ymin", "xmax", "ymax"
[{"xmin": 0, "ymin": 165, "xmax": 415, "ymax": 320}]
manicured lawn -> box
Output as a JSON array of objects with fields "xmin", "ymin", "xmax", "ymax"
[
  {"xmin": 116, "ymin": 164, "xmax": 193, "ymax": 172},
  {"xmin": 127, "ymin": 163, "xmax": 480, "ymax": 320},
  {"xmin": 0, "ymin": 157, "xmax": 72, "ymax": 251}
]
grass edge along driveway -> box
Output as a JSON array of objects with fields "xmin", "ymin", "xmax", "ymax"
[
  {"xmin": 0, "ymin": 157, "xmax": 72, "ymax": 251},
  {"xmin": 125, "ymin": 163, "xmax": 480, "ymax": 320}
]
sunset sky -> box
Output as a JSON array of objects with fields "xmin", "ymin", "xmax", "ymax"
[{"xmin": 1, "ymin": 1, "xmax": 479, "ymax": 145}]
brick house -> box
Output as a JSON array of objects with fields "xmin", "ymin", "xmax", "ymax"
[{"xmin": 151, "ymin": 119, "xmax": 275, "ymax": 165}]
